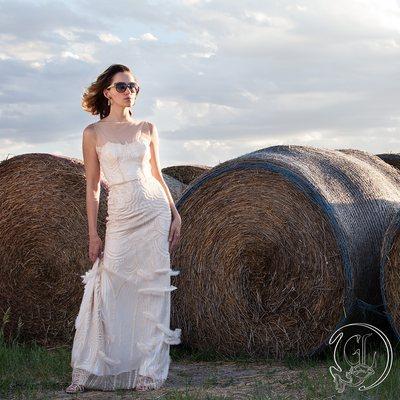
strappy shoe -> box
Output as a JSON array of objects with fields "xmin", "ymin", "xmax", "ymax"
[
  {"xmin": 65, "ymin": 382, "xmax": 86, "ymax": 393},
  {"xmin": 135, "ymin": 375, "xmax": 157, "ymax": 391}
]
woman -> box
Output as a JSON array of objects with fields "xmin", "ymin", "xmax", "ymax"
[{"xmin": 65, "ymin": 64, "xmax": 182, "ymax": 393}]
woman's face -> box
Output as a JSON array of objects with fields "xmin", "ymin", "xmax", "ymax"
[{"xmin": 104, "ymin": 71, "xmax": 139, "ymax": 108}]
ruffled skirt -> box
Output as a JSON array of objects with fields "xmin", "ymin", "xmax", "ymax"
[{"xmin": 70, "ymin": 176, "xmax": 181, "ymax": 391}]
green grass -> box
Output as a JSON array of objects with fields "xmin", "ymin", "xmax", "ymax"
[
  {"xmin": 1, "ymin": 336, "xmax": 398, "ymax": 399},
  {"xmin": 1, "ymin": 307, "xmax": 399, "ymax": 399},
  {"xmin": 0, "ymin": 313, "xmax": 68, "ymax": 398},
  {"xmin": 294, "ymin": 348, "xmax": 399, "ymax": 400}
]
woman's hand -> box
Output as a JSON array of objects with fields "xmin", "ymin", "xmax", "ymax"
[
  {"xmin": 89, "ymin": 234, "xmax": 103, "ymax": 262},
  {"xmin": 168, "ymin": 213, "xmax": 181, "ymax": 253}
]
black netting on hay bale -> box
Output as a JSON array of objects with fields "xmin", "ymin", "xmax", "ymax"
[
  {"xmin": 162, "ymin": 173, "xmax": 188, "ymax": 202},
  {"xmin": 171, "ymin": 145, "xmax": 400, "ymax": 359},
  {"xmin": 376, "ymin": 153, "xmax": 400, "ymax": 171}
]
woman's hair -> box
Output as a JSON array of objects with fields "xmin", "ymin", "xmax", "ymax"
[{"xmin": 81, "ymin": 64, "xmax": 139, "ymax": 119}]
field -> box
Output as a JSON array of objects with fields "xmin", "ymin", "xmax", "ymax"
[{"xmin": 1, "ymin": 327, "xmax": 398, "ymax": 400}]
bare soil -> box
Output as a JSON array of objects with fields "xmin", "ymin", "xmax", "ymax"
[{"xmin": 45, "ymin": 360, "xmax": 332, "ymax": 400}]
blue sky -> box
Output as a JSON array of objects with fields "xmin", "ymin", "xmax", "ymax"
[{"xmin": 0, "ymin": 0, "xmax": 399, "ymax": 168}]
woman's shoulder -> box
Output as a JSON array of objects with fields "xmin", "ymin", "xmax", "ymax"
[
  {"xmin": 82, "ymin": 123, "xmax": 97, "ymax": 142},
  {"xmin": 142, "ymin": 120, "xmax": 157, "ymax": 134},
  {"xmin": 139, "ymin": 119, "xmax": 152, "ymax": 127},
  {"xmin": 84, "ymin": 123, "xmax": 97, "ymax": 133}
]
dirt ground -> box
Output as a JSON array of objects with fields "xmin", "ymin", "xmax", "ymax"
[{"xmin": 46, "ymin": 360, "xmax": 333, "ymax": 400}]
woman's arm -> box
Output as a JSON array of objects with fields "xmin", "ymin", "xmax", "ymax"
[
  {"xmin": 82, "ymin": 125, "xmax": 101, "ymax": 238},
  {"xmin": 148, "ymin": 121, "xmax": 180, "ymax": 220}
]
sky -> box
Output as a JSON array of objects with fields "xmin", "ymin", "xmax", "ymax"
[{"xmin": 0, "ymin": 0, "xmax": 399, "ymax": 168}]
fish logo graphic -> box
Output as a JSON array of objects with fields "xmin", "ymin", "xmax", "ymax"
[{"xmin": 328, "ymin": 323, "xmax": 393, "ymax": 393}]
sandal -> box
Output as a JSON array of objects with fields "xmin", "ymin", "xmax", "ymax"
[
  {"xmin": 135, "ymin": 375, "xmax": 157, "ymax": 391},
  {"xmin": 65, "ymin": 382, "xmax": 86, "ymax": 393}
]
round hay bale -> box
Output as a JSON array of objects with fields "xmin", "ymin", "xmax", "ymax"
[
  {"xmin": 0, "ymin": 154, "xmax": 187, "ymax": 347},
  {"xmin": 380, "ymin": 209, "xmax": 400, "ymax": 341},
  {"xmin": 0, "ymin": 153, "xmax": 109, "ymax": 347},
  {"xmin": 170, "ymin": 145, "xmax": 400, "ymax": 359},
  {"xmin": 162, "ymin": 173, "xmax": 188, "ymax": 201},
  {"xmin": 376, "ymin": 153, "xmax": 400, "ymax": 171},
  {"xmin": 162, "ymin": 164, "xmax": 211, "ymax": 185}
]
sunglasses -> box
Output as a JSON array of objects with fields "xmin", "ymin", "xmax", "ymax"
[{"xmin": 107, "ymin": 81, "xmax": 140, "ymax": 94}]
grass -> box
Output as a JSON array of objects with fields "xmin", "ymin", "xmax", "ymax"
[
  {"xmin": 1, "ymin": 308, "xmax": 399, "ymax": 399},
  {"xmin": 294, "ymin": 347, "xmax": 399, "ymax": 400}
]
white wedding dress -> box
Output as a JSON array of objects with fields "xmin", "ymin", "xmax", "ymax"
[{"xmin": 69, "ymin": 119, "xmax": 181, "ymax": 391}]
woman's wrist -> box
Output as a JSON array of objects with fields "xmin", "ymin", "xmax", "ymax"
[
  {"xmin": 171, "ymin": 210, "xmax": 181, "ymax": 221},
  {"xmin": 170, "ymin": 206, "xmax": 179, "ymax": 219}
]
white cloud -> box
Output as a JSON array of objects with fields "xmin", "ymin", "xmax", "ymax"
[
  {"xmin": 153, "ymin": 97, "xmax": 239, "ymax": 131},
  {"xmin": 129, "ymin": 33, "xmax": 159, "ymax": 42},
  {"xmin": 285, "ymin": 4, "xmax": 308, "ymax": 12},
  {"xmin": 243, "ymin": 10, "xmax": 294, "ymax": 29},
  {"xmin": 272, "ymin": 91, "xmax": 365, "ymax": 112},
  {"xmin": 54, "ymin": 29, "xmax": 79, "ymax": 41},
  {"xmin": 141, "ymin": 33, "xmax": 158, "ymax": 41},
  {"xmin": 0, "ymin": 40, "xmax": 53, "ymax": 62},
  {"xmin": 60, "ymin": 42, "xmax": 97, "ymax": 63},
  {"xmin": 0, "ymin": 0, "xmax": 400, "ymax": 166},
  {"xmin": 98, "ymin": 32, "xmax": 121, "ymax": 44}
]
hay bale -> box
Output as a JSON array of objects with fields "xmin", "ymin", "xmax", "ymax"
[
  {"xmin": 376, "ymin": 153, "xmax": 400, "ymax": 171},
  {"xmin": 0, "ymin": 153, "xmax": 188, "ymax": 347},
  {"xmin": 0, "ymin": 153, "xmax": 109, "ymax": 346},
  {"xmin": 162, "ymin": 164, "xmax": 211, "ymax": 185},
  {"xmin": 380, "ymin": 209, "xmax": 400, "ymax": 341},
  {"xmin": 171, "ymin": 145, "xmax": 400, "ymax": 359},
  {"xmin": 162, "ymin": 173, "xmax": 188, "ymax": 201}
]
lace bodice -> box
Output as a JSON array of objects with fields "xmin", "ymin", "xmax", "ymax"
[{"xmin": 92, "ymin": 120, "xmax": 153, "ymax": 186}]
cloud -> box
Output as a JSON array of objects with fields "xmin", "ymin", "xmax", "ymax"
[
  {"xmin": 141, "ymin": 33, "xmax": 158, "ymax": 41},
  {"xmin": 98, "ymin": 33, "xmax": 122, "ymax": 44},
  {"xmin": 0, "ymin": 0, "xmax": 399, "ymax": 165}
]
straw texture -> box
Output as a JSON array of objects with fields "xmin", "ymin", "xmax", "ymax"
[
  {"xmin": 380, "ymin": 209, "xmax": 400, "ymax": 341},
  {"xmin": 171, "ymin": 145, "xmax": 400, "ymax": 359},
  {"xmin": 0, "ymin": 153, "xmax": 181, "ymax": 346},
  {"xmin": 0, "ymin": 153, "xmax": 108, "ymax": 345},
  {"xmin": 162, "ymin": 165, "xmax": 211, "ymax": 185}
]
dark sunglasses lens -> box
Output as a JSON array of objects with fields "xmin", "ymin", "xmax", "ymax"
[
  {"xmin": 115, "ymin": 82, "xmax": 127, "ymax": 92},
  {"xmin": 129, "ymin": 83, "xmax": 139, "ymax": 93}
]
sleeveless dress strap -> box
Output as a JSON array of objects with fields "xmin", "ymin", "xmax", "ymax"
[{"xmin": 90, "ymin": 123, "xmax": 101, "ymax": 149}]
